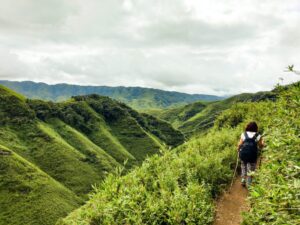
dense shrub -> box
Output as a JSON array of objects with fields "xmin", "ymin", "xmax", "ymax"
[
  {"xmin": 0, "ymin": 94, "xmax": 35, "ymax": 125},
  {"xmin": 59, "ymin": 126, "xmax": 238, "ymax": 225},
  {"xmin": 27, "ymin": 99, "xmax": 60, "ymax": 120}
]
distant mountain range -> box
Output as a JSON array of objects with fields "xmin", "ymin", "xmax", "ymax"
[{"xmin": 0, "ymin": 80, "xmax": 224, "ymax": 110}]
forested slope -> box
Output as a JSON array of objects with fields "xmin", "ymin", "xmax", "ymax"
[
  {"xmin": 151, "ymin": 90, "xmax": 276, "ymax": 136},
  {"xmin": 0, "ymin": 86, "xmax": 184, "ymax": 225},
  {"xmin": 60, "ymin": 82, "xmax": 299, "ymax": 225}
]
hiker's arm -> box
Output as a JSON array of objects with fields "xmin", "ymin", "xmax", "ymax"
[
  {"xmin": 258, "ymin": 137, "xmax": 264, "ymax": 149},
  {"xmin": 237, "ymin": 139, "xmax": 243, "ymax": 151}
]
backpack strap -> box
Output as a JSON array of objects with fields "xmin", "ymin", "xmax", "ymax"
[
  {"xmin": 253, "ymin": 132, "xmax": 260, "ymax": 142},
  {"xmin": 244, "ymin": 132, "xmax": 259, "ymax": 141},
  {"xmin": 244, "ymin": 131, "xmax": 249, "ymax": 140}
]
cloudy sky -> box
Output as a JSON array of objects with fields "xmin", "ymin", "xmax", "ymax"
[{"xmin": 0, "ymin": 0, "xmax": 299, "ymax": 95}]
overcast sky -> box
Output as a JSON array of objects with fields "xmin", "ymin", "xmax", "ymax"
[{"xmin": 0, "ymin": 0, "xmax": 299, "ymax": 95}]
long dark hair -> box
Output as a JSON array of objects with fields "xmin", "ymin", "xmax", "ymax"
[{"xmin": 245, "ymin": 122, "xmax": 258, "ymax": 132}]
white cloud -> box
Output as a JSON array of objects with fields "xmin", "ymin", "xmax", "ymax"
[{"xmin": 0, "ymin": 0, "xmax": 299, "ymax": 95}]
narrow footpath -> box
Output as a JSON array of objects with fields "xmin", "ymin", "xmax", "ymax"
[{"xmin": 213, "ymin": 176, "xmax": 249, "ymax": 225}]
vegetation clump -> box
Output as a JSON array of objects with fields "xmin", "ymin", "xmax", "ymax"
[{"xmin": 59, "ymin": 128, "xmax": 239, "ymax": 225}]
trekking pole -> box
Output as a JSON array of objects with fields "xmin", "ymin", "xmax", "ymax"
[{"xmin": 229, "ymin": 153, "xmax": 239, "ymax": 191}]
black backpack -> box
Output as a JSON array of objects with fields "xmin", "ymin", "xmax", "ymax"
[{"xmin": 239, "ymin": 132, "xmax": 259, "ymax": 163}]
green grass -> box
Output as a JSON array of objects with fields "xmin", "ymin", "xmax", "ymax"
[
  {"xmin": 147, "ymin": 101, "xmax": 209, "ymax": 129},
  {"xmin": 62, "ymin": 101, "xmax": 137, "ymax": 165},
  {"xmin": 59, "ymin": 127, "xmax": 239, "ymax": 225},
  {"xmin": 0, "ymin": 85, "xmax": 26, "ymax": 101},
  {"xmin": 241, "ymin": 84, "xmax": 300, "ymax": 225},
  {"xmin": 211, "ymin": 83, "xmax": 300, "ymax": 224},
  {"xmin": 12, "ymin": 121, "xmax": 109, "ymax": 196},
  {"xmin": 107, "ymin": 115, "xmax": 162, "ymax": 163},
  {"xmin": 152, "ymin": 91, "xmax": 276, "ymax": 137},
  {"xmin": 47, "ymin": 118, "xmax": 120, "ymax": 172},
  {"xmin": 0, "ymin": 145, "xmax": 81, "ymax": 225}
]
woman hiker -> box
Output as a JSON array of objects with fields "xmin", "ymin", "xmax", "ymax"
[{"xmin": 237, "ymin": 122, "xmax": 264, "ymax": 187}]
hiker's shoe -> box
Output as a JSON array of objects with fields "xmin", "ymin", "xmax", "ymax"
[{"xmin": 241, "ymin": 178, "xmax": 246, "ymax": 187}]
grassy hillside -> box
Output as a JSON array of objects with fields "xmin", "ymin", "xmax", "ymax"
[
  {"xmin": 147, "ymin": 101, "xmax": 209, "ymax": 129},
  {"xmin": 59, "ymin": 128, "xmax": 240, "ymax": 225},
  {"xmin": 0, "ymin": 145, "xmax": 82, "ymax": 225},
  {"xmin": 59, "ymin": 82, "xmax": 299, "ymax": 225},
  {"xmin": 0, "ymin": 80, "xmax": 223, "ymax": 110},
  {"xmin": 241, "ymin": 85, "xmax": 300, "ymax": 224},
  {"xmin": 0, "ymin": 86, "xmax": 184, "ymax": 225},
  {"xmin": 152, "ymin": 91, "xmax": 276, "ymax": 136}
]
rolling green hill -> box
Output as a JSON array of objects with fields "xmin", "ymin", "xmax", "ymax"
[
  {"xmin": 0, "ymin": 145, "xmax": 82, "ymax": 225},
  {"xmin": 59, "ymin": 82, "xmax": 300, "ymax": 225},
  {"xmin": 0, "ymin": 85, "xmax": 184, "ymax": 225},
  {"xmin": 150, "ymin": 91, "xmax": 276, "ymax": 136},
  {"xmin": 0, "ymin": 80, "xmax": 224, "ymax": 110}
]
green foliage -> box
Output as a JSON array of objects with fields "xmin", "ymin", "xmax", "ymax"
[
  {"xmin": 0, "ymin": 85, "xmax": 35, "ymax": 125},
  {"xmin": 148, "ymin": 101, "xmax": 209, "ymax": 129},
  {"xmin": 131, "ymin": 112, "xmax": 185, "ymax": 147},
  {"xmin": 27, "ymin": 99, "xmax": 60, "ymax": 121},
  {"xmin": 0, "ymin": 146, "xmax": 81, "ymax": 225},
  {"xmin": 59, "ymin": 126, "xmax": 239, "ymax": 225},
  {"xmin": 242, "ymin": 84, "xmax": 300, "ymax": 225},
  {"xmin": 153, "ymin": 91, "xmax": 277, "ymax": 137},
  {"xmin": 211, "ymin": 82, "xmax": 300, "ymax": 225}
]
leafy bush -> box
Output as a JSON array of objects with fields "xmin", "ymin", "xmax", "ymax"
[
  {"xmin": 59, "ymin": 126, "xmax": 239, "ymax": 225},
  {"xmin": 0, "ymin": 88, "xmax": 35, "ymax": 124},
  {"xmin": 27, "ymin": 99, "xmax": 60, "ymax": 120}
]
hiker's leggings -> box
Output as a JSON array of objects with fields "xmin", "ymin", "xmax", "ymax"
[{"xmin": 241, "ymin": 161, "xmax": 256, "ymax": 177}]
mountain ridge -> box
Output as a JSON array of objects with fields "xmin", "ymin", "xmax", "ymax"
[
  {"xmin": 149, "ymin": 90, "xmax": 277, "ymax": 136},
  {"xmin": 0, "ymin": 80, "xmax": 224, "ymax": 110}
]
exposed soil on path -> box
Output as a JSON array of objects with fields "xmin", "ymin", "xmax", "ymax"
[{"xmin": 213, "ymin": 176, "xmax": 249, "ymax": 225}]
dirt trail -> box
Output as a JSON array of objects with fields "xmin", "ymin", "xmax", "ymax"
[{"xmin": 213, "ymin": 176, "xmax": 249, "ymax": 225}]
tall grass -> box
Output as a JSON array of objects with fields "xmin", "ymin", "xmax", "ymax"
[{"xmin": 60, "ymin": 127, "xmax": 239, "ymax": 225}]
